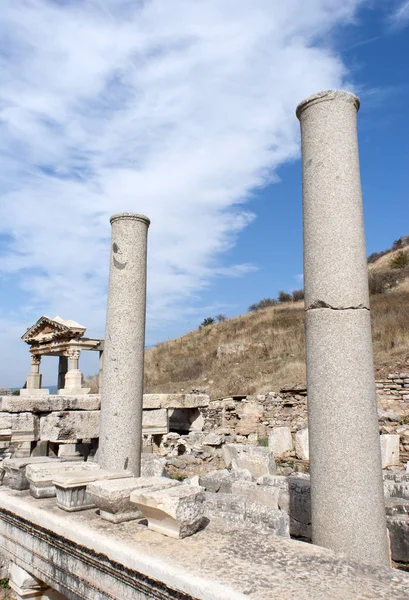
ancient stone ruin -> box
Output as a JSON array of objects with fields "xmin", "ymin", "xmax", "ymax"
[{"xmin": 1, "ymin": 91, "xmax": 409, "ymax": 599}]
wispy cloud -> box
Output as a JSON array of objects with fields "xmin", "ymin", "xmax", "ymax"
[
  {"xmin": 389, "ymin": 0, "xmax": 409, "ymax": 27},
  {"xmin": 0, "ymin": 0, "xmax": 364, "ymax": 384}
]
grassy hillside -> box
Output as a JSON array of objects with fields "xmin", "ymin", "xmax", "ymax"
[{"xmin": 144, "ymin": 239, "xmax": 409, "ymax": 399}]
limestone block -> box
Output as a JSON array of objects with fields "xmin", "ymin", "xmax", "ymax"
[
  {"xmin": 0, "ymin": 413, "xmax": 12, "ymax": 429},
  {"xmin": 143, "ymin": 394, "xmax": 209, "ymax": 409},
  {"xmin": 202, "ymin": 433, "xmax": 223, "ymax": 446},
  {"xmin": 387, "ymin": 516, "xmax": 409, "ymax": 562},
  {"xmin": 199, "ymin": 469, "xmax": 230, "ymax": 493},
  {"xmin": 204, "ymin": 492, "xmax": 246, "ymax": 524},
  {"xmin": 9, "ymin": 561, "xmax": 44, "ymax": 595},
  {"xmin": 4, "ymin": 457, "xmax": 63, "ymax": 491},
  {"xmin": 295, "ymin": 428, "xmax": 309, "ymax": 460},
  {"xmin": 142, "ymin": 409, "xmax": 168, "ymax": 434},
  {"xmin": 231, "ymin": 480, "xmax": 280, "ymax": 510},
  {"xmin": 141, "ymin": 454, "xmax": 167, "ymax": 478},
  {"xmin": 88, "ymin": 476, "xmax": 180, "ymax": 523},
  {"xmin": 40, "ymin": 411, "xmax": 100, "ymax": 441},
  {"xmin": 219, "ymin": 469, "xmax": 252, "ymax": 494},
  {"xmin": 204, "ymin": 492, "xmax": 289, "ymax": 537},
  {"xmin": 245, "ymin": 501, "xmax": 290, "ymax": 538},
  {"xmin": 130, "ymin": 484, "xmax": 205, "ymax": 538},
  {"xmin": 380, "ymin": 434, "xmax": 400, "ymax": 468},
  {"xmin": 235, "ymin": 403, "xmax": 263, "ymax": 436},
  {"xmin": 11, "ymin": 412, "xmax": 40, "ymax": 442},
  {"xmin": 223, "ymin": 444, "xmax": 275, "ymax": 479},
  {"xmin": 269, "ymin": 428, "xmax": 294, "ymax": 458},
  {"xmin": 58, "ymin": 443, "xmax": 81, "ymax": 457},
  {"xmin": 19, "ymin": 387, "xmax": 49, "ymax": 396},
  {"xmin": 0, "ymin": 428, "xmax": 11, "ymax": 441},
  {"xmin": 26, "ymin": 461, "xmax": 100, "ymax": 499},
  {"xmin": 0, "ymin": 394, "xmax": 101, "ymax": 413},
  {"xmin": 54, "ymin": 469, "xmax": 133, "ymax": 512}
]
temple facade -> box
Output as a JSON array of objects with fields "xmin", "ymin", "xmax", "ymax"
[{"xmin": 21, "ymin": 316, "xmax": 103, "ymax": 396}]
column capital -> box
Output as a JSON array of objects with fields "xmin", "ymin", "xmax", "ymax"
[
  {"xmin": 30, "ymin": 354, "xmax": 41, "ymax": 366},
  {"xmin": 110, "ymin": 213, "xmax": 150, "ymax": 226},
  {"xmin": 296, "ymin": 89, "xmax": 360, "ymax": 120}
]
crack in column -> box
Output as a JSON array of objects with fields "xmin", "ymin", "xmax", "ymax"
[{"xmin": 306, "ymin": 300, "xmax": 370, "ymax": 311}]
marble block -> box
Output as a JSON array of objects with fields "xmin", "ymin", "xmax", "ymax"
[
  {"xmin": 26, "ymin": 461, "xmax": 100, "ymax": 499},
  {"xmin": 130, "ymin": 485, "xmax": 205, "ymax": 539},
  {"xmin": 4, "ymin": 457, "xmax": 63, "ymax": 491},
  {"xmin": 87, "ymin": 476, "xmax": 180, "ymax": 523},
  {"xmin": 53, "ymin": 469, "xmax": 133, "ymax": 512}
]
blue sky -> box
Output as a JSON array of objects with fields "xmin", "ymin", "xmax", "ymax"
[{"xmin": 0, "ymin": 0, "xmax": 408, "ymax": 387}]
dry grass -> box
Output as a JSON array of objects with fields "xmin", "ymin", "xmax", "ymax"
[{"xmin": 144, "ymin": 288, "xmax": 409, "ymax": 399}]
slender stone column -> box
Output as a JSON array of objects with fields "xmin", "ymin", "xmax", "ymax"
[
  {"xmin": 99, "ymin": 213, "xmax": 150, "ymax": 475},
  {"xmin": 296, "ymin": 90, "xmax": 389, "ymax": 566},
  {"xmin": 58, "ymin": 356, "xmax": 68, "ymax": 391},
  {"xmin": 27, "ymin": 355, "xmax": 42, "ymax": 389}
]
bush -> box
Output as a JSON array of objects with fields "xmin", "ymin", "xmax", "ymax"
[
  {"xmin": 368, "ymin": 271, "xmax": 398, "ymax": 295},
  {"xmin": 248, "ymin": 298, "xmax": 277, "ymax": 312},
  {"xmin": 390, "ymin": 250, "xmax": 409, "ymax": 270},
  {"xmin": 367, "ymin": 250, "xmax": 390, "ymax": 264},
  {"xmin": 215, "ymin": 314, "xmax": 227, "ymax": 322},
  {"xmin": 200, "ymin": 317, "xmax": 215, "ymax": 328},
  {"xmin": 292, "ymin": 289, "xmax": 304, "ymax": 301},
  {"xmin": 278, "ymin": 291, "xmax": 292, "ymax": 303}
]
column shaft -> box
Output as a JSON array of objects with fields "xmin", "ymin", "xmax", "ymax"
[
  {"xmin": 98, "ymin": 213, "xmax": 150, "ymax": 475},
  {"xmin": 297, "ymin": 90, "xmax": 389, "ymax": 566}
]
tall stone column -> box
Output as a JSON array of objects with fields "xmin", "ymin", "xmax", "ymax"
[
  {"xmin": 58, "ymin": 356, "xmax": 68, "ymax": 391},
  {"xmin": 99, "ymin": 213, "xmax": 150, "ymax": 476},
  {"xmin": 296, "ymin": 90, "xmax": 389, "ymax": 566}
]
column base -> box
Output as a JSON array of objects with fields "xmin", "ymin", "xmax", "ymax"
[{"xmin": 20, "ymin": 389, "xmax": 49, "ymax": 397}]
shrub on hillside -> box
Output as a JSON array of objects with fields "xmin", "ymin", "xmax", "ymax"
[
  {"xmin": 390, "ymin": 250, "xmax": 409, "ymax": 270},
  {"xmin": 367, "ymin": 250, "xmax": 390, "ymax": 264},
  {"xmin": 248, "ymin": 298, "xmax": 277, "ymax": 312},
  {"xmin": 200, "ymin": 317, "xmax": 215, "ymax": 328},
  {"xmin": 368, "ymin": 271, "xmax": 398, "ymax": 295},
  {"xmin": 278, "ymin": 291, "xmax": 292, "ymax": 303},
  {"xmin": 292, "ymin": 289, "xmax": 304, "ymax": 301},
  {"xmin": 215, "ymin": 314, "xmax": 227, "ymax": 322}
]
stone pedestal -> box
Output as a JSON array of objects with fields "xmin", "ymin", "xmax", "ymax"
[
  {"xmin": 60, "ymin": 350, "xmax": 90, "ymax": 395},
  {"xmin": 297, "ymin": 90, "xmax": 389, "ymax": 566},
  {"xmin": 99, "ymin": 213, "xmax": 150, "ymax": 476}
]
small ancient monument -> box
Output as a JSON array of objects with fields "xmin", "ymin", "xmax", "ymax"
[{"xmin": 21, "ymin": 316, "xmax": 103, "ymax": 396}]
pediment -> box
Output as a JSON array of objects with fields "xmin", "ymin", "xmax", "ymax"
[{"xmin": 22, "ymin": 316, "xmax": 86, "ymax": 344}]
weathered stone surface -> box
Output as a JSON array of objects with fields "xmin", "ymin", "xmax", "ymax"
[
  {"xmin": 40, "ymin": 411, "xmax": 100, "ymax": 441},
  {"xmin": 204, "ymin": 492, "xmax": 289, "ymax": 537},
  {"xmin": 1, "ymin": 487, "xmax": 409, "ymax": 600},
  {"xmin": 387, "ymin": 516, "xmax": 409, "ymax": 562},
  {"xmin": 199, "ymin": 469, "xmax": 230, "ymax": 493},
  {"xmin": 295, "ymin": 428, "xmax": 309, "ymax": 460},
  {"xmin": 11, "ymin": 412, "xmax": 40, "ymax": 442},
  {"xmin": 99, "ymin": 213, "xmax": 149, "ymax": 476},
  {"xmin": 231, "ymin": 480, "xmax": 279, "ymax": 510},
  {"xmin": 223, "ymin": 444, "xmax": 275, "ymax": 479},
  {"xmin": 142, "ymin": 409, "xmax": 168, "ymax": 434},
  {"xmin": 0, "ymin": 412, "xmax": 12, "ymax": 429},
  {"xmin": 219, "ymin": 469, "xmax": 252, "ymax": 493},
  {"xmin": 4, "ymin": 457, "xmax": 63, "ymax": 490},
  {"xmin": 27, "ymin": 461, "xmax": 100, "ymax": 498},
  {"xmin": 54, "ymin": 469, "xmax": 133, "ymax": 512},
  {"xmin": 380, "ymin": 434, "xmax": 400, "ymax": 468},
  {"xmin": 131, "ymin": 485, "xmax": 205, "ymax": 538},
  {"xmin": 0, "ymin": 395, "xmax": 101, "ymax": 413},
  {"xmin": 143, "ymin": 394, "xmax": 209, "ymax": 410},
  {"xmin": 88, "ymin": 476, "xmax": 180, "ymax": 523},
  {"xmin": 269, "ymin": 427, "xmax": 293, "ymax": 458},
  {"xmin": 298, "ymin": 90, "xmax": 389, "ymax": 565},
  {"xmin": 141, "ymin": 454, "xmax": 167, "ymax": 478}
]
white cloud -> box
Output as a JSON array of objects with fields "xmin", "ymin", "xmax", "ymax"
[
  {"xmin": 0, "ymin": 0, "xmax": 363, "ymax": 385},
  {"xmin": 390, "ymin": 1, "xmax": 409, "ymax": 26}
]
